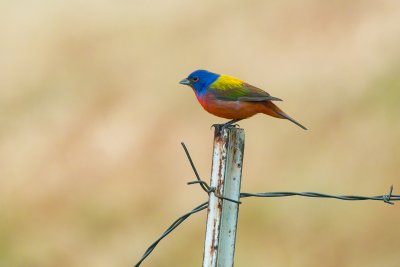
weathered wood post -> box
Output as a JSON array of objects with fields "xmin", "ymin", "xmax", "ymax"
[{"xmin": 203, "ymin": 127, "xmax": 245, "ymax": 267}]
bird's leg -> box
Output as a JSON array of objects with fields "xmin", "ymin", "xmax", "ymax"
[
  {"xmin": 223, "ymin": 119, "xmax": 241, "ymax": 128},
  {"xmin": 211, "ymin": 119, "xmax": 242, "ymax": 131}
]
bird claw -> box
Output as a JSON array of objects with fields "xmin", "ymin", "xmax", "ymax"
[
  {"xmin": 211, "ymin": 123, "xmax": 240, "ymax": 132},
  {"xmin": 211, "ymin": 123, "xmax": 222, "ymax": 131}
]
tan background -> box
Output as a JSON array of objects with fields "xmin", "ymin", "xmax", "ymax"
[{"xmin": 1, "ymin": 0, "xmax": 399, "ymax": 266}]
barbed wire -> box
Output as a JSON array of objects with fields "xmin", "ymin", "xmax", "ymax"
[
  {"xmin": 240, "ymin": 186, "xmax": 397, "ymax": 204},
  {"xmin": 134, "ymin": 201, "xmax": 208, "ymax": 267},
  {"xmin": 133, "ymin": 142, "xmax": 399, "ymax": 267}
]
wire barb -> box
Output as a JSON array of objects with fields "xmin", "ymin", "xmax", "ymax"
[{"xmin": 383, "ymin": 185, "xmax": 394, "ymax": 205}]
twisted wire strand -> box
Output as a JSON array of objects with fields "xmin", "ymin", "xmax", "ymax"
[
  {"xmin": 134, "ymin": 202, "xmax": 208, "ymax": 267},
  {"xmin": 240, "ymin": 185, "xmax": 399, "ymax": 204}
]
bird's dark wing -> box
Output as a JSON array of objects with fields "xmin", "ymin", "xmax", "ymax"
[{"xmin": 209, "ymin": 82, "xmax": 282, "ymax": 102}]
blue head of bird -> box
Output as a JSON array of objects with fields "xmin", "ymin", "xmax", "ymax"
[{"xmin": 179, "ymin": 69, "xmax": 220, "ymax": 95}]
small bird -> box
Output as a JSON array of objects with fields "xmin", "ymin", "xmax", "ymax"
[{"xmin": 179, "ymin": 69, "xmax": 307, "ymax": 130}]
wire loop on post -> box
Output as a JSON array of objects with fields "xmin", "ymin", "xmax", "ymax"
[
  {"xmin": 187, "ymin": 180, "xmax": 242, "ymax": 204},
  {"xmin": 187, "ymin": 180, "xmax": 211, "ymax": 192}
]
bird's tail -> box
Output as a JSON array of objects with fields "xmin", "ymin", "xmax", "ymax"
[{"xmin": 262, "ymin": 101, "xmax": 307, "ymax": 130}]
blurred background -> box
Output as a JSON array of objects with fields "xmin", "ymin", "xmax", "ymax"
[{"xmin": 1, "ymin": 0, "xmax": 399, "ymax": 266}]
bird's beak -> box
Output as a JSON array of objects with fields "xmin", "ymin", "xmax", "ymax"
[{"xmin": 179, "ymin": 78, "xmax": 191, "ymax": 85}]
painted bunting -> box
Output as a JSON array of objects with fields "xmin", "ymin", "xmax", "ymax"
[{"xmin": 179, "ymin": 69, "xmax": 307, "ymax": 130}]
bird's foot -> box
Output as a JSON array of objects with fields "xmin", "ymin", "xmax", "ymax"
[
  {"xmin": 227, "ymin": 123, "xmax": 240, "ymax": 128},
  {"xmin": 210, "ymin": 123, "xmax": 222, "ymax": 131},
  {"xmin": 211, "ymin": 122, "xmax": 240, "ymax": 132}
]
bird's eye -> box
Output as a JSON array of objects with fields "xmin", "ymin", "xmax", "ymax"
[{"xmin": 192, "ymin": 77, "xmax": 199, "ymax": 82}]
